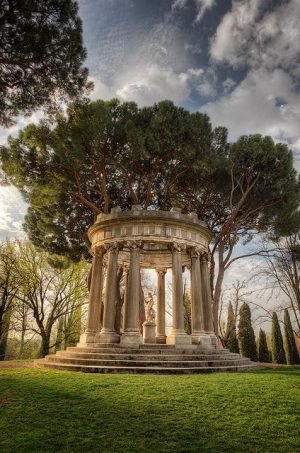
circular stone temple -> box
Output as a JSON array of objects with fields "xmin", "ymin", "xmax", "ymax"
[{"xmin": 80, "ymin": 205, "xmax": 217, "ymax": 349}]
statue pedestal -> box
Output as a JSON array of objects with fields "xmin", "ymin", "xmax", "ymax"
[{"xmin": 143, "ymin": 321, "xmax": 156, "ymax": 344}]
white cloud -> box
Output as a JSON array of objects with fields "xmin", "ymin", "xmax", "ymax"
[
  {"xmin": 222, "ymin": 78, "xmax": 236, "ymax": 94},
  {"xmin": 116, "ymin": 65, "xmax": 192, "ymax": 105},
  {"xmin": 0, "ymin": 185, "xmax": 27, "ymax": 240},
  {"xmin": 172, "ymin": 0, "xmax": 216, "ymax": 23},
  {"xmin": 210, "ymin": 0, "xmax": 300, "ymax": 76},
  {"xmin": 201, "ymin": 68, "xmax": 300, "ymax": 168}
]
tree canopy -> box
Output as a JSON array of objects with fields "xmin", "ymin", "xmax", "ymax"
[
  {"xmin": 0, "ymin": 0, "xmax": 90, "ymax": 126},
  {"xmin": 1, "ymin": 98, "xmax": 300, "ymax": 335}
]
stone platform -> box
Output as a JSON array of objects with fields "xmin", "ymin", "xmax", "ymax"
[{"xmin": 35, "ymin": 344, "xmax": 259, "ymax": 374}]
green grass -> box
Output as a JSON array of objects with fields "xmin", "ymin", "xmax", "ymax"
[{"xmin": 0, "ymin": 367, "xmax": 299, "ymax": 453}]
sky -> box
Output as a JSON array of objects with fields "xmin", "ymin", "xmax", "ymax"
[{"xmin": 0, "ymin": 0, "xmax": 299, "ymax": 325}]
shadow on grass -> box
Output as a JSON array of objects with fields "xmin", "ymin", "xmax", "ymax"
[{"xmin": 0, "ymin": 367, "xmax": 299, "ymax": 453}]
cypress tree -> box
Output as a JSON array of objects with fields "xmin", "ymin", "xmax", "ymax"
[
  {"xmin": 258, "ymin": 328, "xmax": 271, "ymax": 362},
  {"xmin": 271, "ymin": 312, "xmax": 286, "ymax": 364},
  {"xmin": 283, "ymin": 309, "xmax": 300, "ymax": 365},
  {"xmin": 225, "ymin": 302, "xmax": 239, "ymax": 353},
  {"xmin": 238, "ymin": 303, "xmax": 257, "ymax": 361}
]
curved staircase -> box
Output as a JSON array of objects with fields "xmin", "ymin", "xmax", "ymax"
[{"xmin": 35, "ymin": 344, "xmax": 259, "ymax": 374}]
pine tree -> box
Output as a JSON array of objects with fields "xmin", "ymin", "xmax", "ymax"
[
  {"xmin": 238, "ymin": 303, "xmax": 257, "ymax": 361},
  {"xmin": 283, "ymin": 309, "xmax": 300, "ymax": 364},
  {"xmin": 225, "ymin": 302, "xmax": 239, "ymax": 353},
  {"xmin": 271, "ymin": 312, "xmax": 286, "ymax": 364},
  {"xmin": 258, "ymin": 328, "xmax": 271, "ymax": 362}
]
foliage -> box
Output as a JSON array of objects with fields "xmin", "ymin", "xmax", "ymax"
[
  {"xmin": 258, "ymin": 328, "xmax": 271, "ymax": 363},
  {"xmin": 0, "ymin": 240, "xmax": 19, "ymax": 360},
  {"xmin": 283, "ymin": 309, "xmax": 300, "ymax": 365},
  {"xmin": 238, "ymin": 302, "xmax": 257, "ymax": 361},
  {"xmin": 225, "ymin": 302, "xmax": 239, "ymax": 353},
  {"xmin": 271, "ymin": 312, "xmax": 286, "ymax": 364},
  {"xmin": 0, "ymin": 0, "xmax": 90, "ymax": 126},
  {"xmin": 1, "ymin": 99, "xmax": 300, "ymax": 335},
  {"xmin": 0, "ymin": 368, "xmax": 299, "ymax": 452},
  {"xmin": 8, "ymin": 240, "xmax": 88, "ymax": 357}
]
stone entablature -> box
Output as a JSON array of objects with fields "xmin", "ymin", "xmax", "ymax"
[
  {"xmin": 88, "ymin": 206, "xmax": 212, "ymax": 268},
  {"xmin": 81, "ymin": 205, "xmax": 217, "ymax": 349}
]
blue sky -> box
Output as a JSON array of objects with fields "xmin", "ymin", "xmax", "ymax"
[{"xmin": 2, "ymin": 0, "xmax": 300, "ymax": 240}]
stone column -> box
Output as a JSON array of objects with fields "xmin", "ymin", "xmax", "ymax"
[
  {"xmin": 121, "ymin": 265, "xmax": 129, "ymax": 332},
  {"xmin": 121, "ymin": 241, "xmax": 142, "ymax": 347},
  {"xmin": 155, "ymin": 268, "xmax": 167, "ymax": 344},
  {"xmin": 80, "ymin": 247, "xmax": 105, "ymax": 344},
  {"xmin": 99, "ymin": 243, "xmax": 121, "ymax": 343},
  {"xmin": 167, "ymin": 244, "xmax": 191, "ymax": 346},
  {"xmin": 200, "ymin": 251, "xmax": 217, "ymax": 347},
  {"xmin": 189, "ymin": 247, "xmax": 205, "ymax": 344}
]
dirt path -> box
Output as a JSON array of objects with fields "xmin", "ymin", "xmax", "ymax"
[{"xmin": 0, "ymin": 360, "xmax": 34, "ymax": 368}]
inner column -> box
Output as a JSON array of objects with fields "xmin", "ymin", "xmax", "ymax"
[
  {"xmin": 99, "ymin": 243, "xmax": 120, "ymax": 343},
  {"xmin": 155, "ymin": 268, "xmax": 167, "ymax": 344},
  {"xmin": 167, "ymin": 243, "xmax": 191, "ymax": 346},
  {"xmin": 121, "ymin": 241, "xmax": 142, "ymax": 347}
]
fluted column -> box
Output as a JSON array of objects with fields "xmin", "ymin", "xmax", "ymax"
[
  {"xmin": 80, "ymin": 247, "xmax": 105, "ymax": 344},
  {"xmin": 99, "ymin": 243, "xmax": 121, "ymax": 343},
  {"xmin": 200, "ymin": 252, "xmax": 216, "ymax": 347},
  {"xmin": 121, "ymin": 265, "xmax": 129, "ymax": 332},
  {"xmin": 121, "ymin": 241, "xmax": 142, "ymax": 347},
  {"xmin": 167, "ymin": 243, "xmax": 191, "ymax": 346},
  {"xmin": 190, "ymin": 247, "xmax": 205, "ymax": 344},
  {"xmin": 156, "ymin": 268, "xmax": 167, "ymax": 344}
]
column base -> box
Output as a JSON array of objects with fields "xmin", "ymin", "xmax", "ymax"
[
  {"xmin": 166, "ymin": 332, "xmax": 192, "ymax": 347},
  {"xmin": 143, "ymin": 321, "xmax": 156, "ymax": 344},
  {"xmin": 192, "ymin": 332, "xmax": 217, "ymax": 348},
  {"xmin": 79, "ymin": 331, "xmax": 97, "ymax": 345},
  {"xmin": 120, "ymin": 331, "xmax": 141, "ymax": 348},
  {"xmin": 155, "ymin": 334, "xmax": 166, "ymax": 344},
  {"xmin": 98, "ymin": 330, "xmax": 120, "ymax": 344}
]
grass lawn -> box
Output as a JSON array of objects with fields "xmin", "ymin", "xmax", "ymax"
[{"xmin": 0, "ymin": 367, "xmax": 299, "ymax": 453}]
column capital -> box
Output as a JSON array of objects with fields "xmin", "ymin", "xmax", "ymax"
[
  {"xmin": 156, "ymin": 267, "xmax": 167, "ymax": 277},
  {"xmin": 93, "ymin": 245, "xmax": 106, "ymax": 256},
  {"xmin": 169, "ymin": 242, "xmax": 186, "ymax": 253},
  {"xmin": 200, "ymin": 251, "xmax": 209, "ymax": 263},
  {"xmin": 104, "ymin": 241, "xmax": 124, "ymax": 252},
  {"xmin": 187, "ymin": 246, "xmax": 202, "ymax": 258},
  {"xmin": 126, "ymin": 240, "xmax": 144, "ymax": 250}
]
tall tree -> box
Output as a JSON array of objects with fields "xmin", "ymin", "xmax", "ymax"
[
  {"xmin": 0, "ymin": 0, "xmax": 90, "ymax": 126},
  {"xmin": 259, "ymin": 234, "xmax": 300, "ymax": 332},
  {"xmin": 225, "ymin": 302, "xmax": 239, "ymax": 353},
  {"xmin": 238, "ymin": 302, "xmax": 257, "ymax": 361},
  {"xmin": 258, "ymin": 328, "xmax": 270, "ymax": 363},
  {"xmin": 0, "ymin": 240, "xmax": 19, "ymax": 360},
  {"xmin": 271, "ymin": 312, "xmax": 286, "ymax": 364},
  {"xmin": 13, "ymin": 241, "xmax": 88, "ymax": 356},
  {"xmin": 283, "ymin": 309, "xmax": 300, "ymax": 365}
]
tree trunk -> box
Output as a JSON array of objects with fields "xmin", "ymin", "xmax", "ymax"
[{"xmin": 213, "ymin": 254, "xmax": 225, "ymax": 336}]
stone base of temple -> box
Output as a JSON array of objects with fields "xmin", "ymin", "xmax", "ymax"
[
  {"xmin": 191, "ymin": 332, "xmax": 217, "ymax": 348},
  {"xmin": 166, "ymin": 332, "xmax": 192, "ymax": 347},
  {"xmin": 79, "ymin": 331, "xmax": 97, "ymax": 345},
  {"xmin": 98, "ymin": 331, "xmax": 120, "ymax": 344},
  {"xmin": 155, "ymin": 335, "xmax": 166, "ymax": 344},
  {"xmin": 35, "ymin": 343, "xmax": 260, "ymax": 374},
  {"xmin": 120, "ymin": 331, "xmax": 141, "ymax": 348}
]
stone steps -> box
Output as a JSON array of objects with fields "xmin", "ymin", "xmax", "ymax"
[
  {"xmin": 66, "ymin": 346, "xmax": 234, "ymax": 356},
  {"xmin": 35, "ymin": 343, "xmax": 259, "ymax": 374},
  {"xmin": 54, "ymin": 352, "xmax": 241, "ymax": 361},
  {"xmin": 35, "ymin": 361, "xmax": 258, "ymax": 374},
  {"xmin": 44, "ymin": 356, "xmax": 251, "ymax": 368}
]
